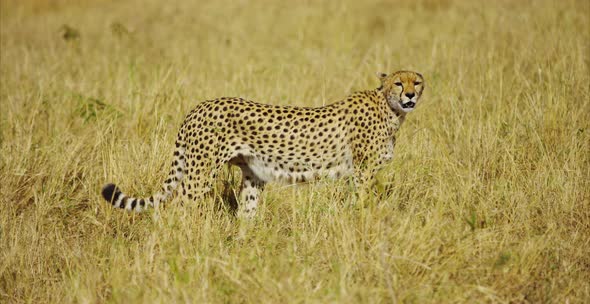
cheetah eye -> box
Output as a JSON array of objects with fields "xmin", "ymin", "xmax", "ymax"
[
  {"xmin": 394, "ymin": 82, "xmax": 403, "ymax": 87},
  {"xmin": 414, "ymin": 82, "xmax": 422, "ymax": 86}
]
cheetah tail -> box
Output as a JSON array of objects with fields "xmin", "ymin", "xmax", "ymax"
[{"xmin": 101, "ymin": 141, "xmax": 186, "ymax": 212}]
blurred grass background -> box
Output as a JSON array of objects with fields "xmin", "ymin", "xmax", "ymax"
[{"xmin": 1, "ymin": 0, "xmax": 589, "ymax": 302}]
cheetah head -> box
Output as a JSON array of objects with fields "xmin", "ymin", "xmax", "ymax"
[{"xmin": 378, "ymin": 70, "xmax": 425, "ymax": 114}]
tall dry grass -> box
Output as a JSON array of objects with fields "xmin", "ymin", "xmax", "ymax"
[{"xmin": 1, "ymin": 0, "xmax": 589, "ymax": 302}]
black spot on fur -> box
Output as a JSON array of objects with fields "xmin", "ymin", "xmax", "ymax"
[{"xmin": 119, "ymin": 197, "xmax": 128, "ymax": 208}]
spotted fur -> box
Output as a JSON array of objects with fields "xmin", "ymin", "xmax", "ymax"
[{"xmin": 102, "ymin": 70, "xmax": 425, "ymax": 216}]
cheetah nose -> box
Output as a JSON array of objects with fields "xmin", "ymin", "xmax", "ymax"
[{"xmin": 405, "ymin": 92, "xmax": 415, "ymax": 99}]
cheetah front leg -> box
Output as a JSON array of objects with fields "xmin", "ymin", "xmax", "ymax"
[{"xmin": 237, "ymin": 166, "xmax": 266, "ymax": 218}]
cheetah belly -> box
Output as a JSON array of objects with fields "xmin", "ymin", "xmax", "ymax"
[{"xmin": 244, "ymin": 154, "xmax": 354, "ymax": 184}]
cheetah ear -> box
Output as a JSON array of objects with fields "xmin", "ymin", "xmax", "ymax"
[{"xmin": 377, "ymin": 72, "xmax": 388, "ymax": 80}]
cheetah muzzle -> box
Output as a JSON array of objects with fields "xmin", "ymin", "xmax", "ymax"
[{"xmin": 101, "ymin": 70, "xmax": 425, "ymax": 217}]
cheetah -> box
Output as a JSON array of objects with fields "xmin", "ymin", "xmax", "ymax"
[{"xmin": 102, "ymin": 70, "xmax": 425, "ymax": 217}]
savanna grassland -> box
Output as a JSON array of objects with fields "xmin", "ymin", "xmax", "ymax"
[{"xmin": 1, "ymin": 0, "xmax": 589, "ymax": 303}]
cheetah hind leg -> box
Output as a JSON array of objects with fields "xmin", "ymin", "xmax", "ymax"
[
  {"xmin": 180, "ymin": 164, "xmax": 217, "ymax": 204},
  {"xmin": 237, "ymin": 165, "xmax": 265, "ymax": 218}
]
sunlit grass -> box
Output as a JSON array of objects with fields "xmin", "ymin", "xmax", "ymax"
[{"xmin": 1, "ymin": 0, "xmax": 589, "ymax": 302}]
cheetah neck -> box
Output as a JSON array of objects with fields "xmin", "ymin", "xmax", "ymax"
[
  {"xmin": 375, "ymin": 89, "xmax": 406, "ymax": 132},
  {"xmin": 375, "ymin": 88, "xmax": 405, "ymax": 117}
]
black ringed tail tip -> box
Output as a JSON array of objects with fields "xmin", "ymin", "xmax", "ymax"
[{"xmin": 102, "ymin": 183, "xmax": 122, "ymax": 204}]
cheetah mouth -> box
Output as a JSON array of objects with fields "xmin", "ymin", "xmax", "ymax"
[{"xmin": 401, "ymin": 101, "xmax": 416, "ymax": 109}]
